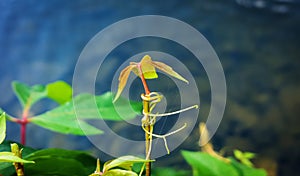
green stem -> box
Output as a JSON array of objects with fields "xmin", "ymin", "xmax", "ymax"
[{"xmin": 11, "ymin": 143, "xmax": 25, "ymax": 176}]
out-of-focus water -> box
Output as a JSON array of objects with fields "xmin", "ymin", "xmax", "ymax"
[{"xmin": 0, "ymin": 0, "xmax": 299, "ymax": 175}]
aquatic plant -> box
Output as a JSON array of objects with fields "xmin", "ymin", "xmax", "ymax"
[
  {"xmin": 0, "ymin": 55, "xmax": 267, "ymax": 176},
  {"xmin": 113, "ymin": 55, "xmax": 198, "ymax": 176}
]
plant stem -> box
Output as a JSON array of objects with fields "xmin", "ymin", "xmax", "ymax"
[
  {"xmin": 11, "ymin": 143, "xmax": 25, "ymax": 176},
  {"xmin": 20, "ymin": 107, "xmax": 29, "ymax": 145},
  {"xmin": 138, "ymin": 64, "xmax": 151, "ymax": 176}
]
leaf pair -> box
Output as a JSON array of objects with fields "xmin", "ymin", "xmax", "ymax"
[
  {"xmin": 13, "ymin": 80, "xmax": 72, "ymax": 110},
  {"xmin": 114, "ymin": 55, "xmax": 189, "ymax": 102},
  {"xmin": 8, "ymin": 81, "xmax": 142, "ymax": 136},
  {"xmin": 90, "ymin": 155, "xmax": 152, "ymax": 176},
  {"xmin": 233, "ymin": 149, "xmax": 256, "ymax": 167}
]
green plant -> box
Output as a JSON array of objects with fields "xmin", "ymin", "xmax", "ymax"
[
  {"xmin": 181, "ymin": 123, "xmax": 267, "ymax": 176},
  {"xmin": 0, "ymin": 55, "xmax": 197, "ymax": 175},
  {"xmin": 0, "ymin": 80, "xmax": 143, "ymax": 175},
  {"xmin": 113, "ymin": 55, "xmax": 198, "ymax": 176},
  {"xmin": 0, "ymin": 55, "xmax": 268, "ymax": 176}
]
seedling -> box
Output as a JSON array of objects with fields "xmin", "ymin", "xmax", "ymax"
[{"xmin": 114, "ymin": 55, "xmax": 198, "ymax": 176}]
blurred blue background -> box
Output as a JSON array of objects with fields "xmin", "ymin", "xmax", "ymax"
[{"xmin": 1, "ymin": 0, "xmax": 300, "ymax": 175}]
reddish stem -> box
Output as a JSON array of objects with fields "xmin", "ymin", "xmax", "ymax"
[
  {"xmin": 20, "ymin": 108, "xmax": 29, "ymax": 145},
  {"xmin": 137, "ymin": 63, "xmax": 151, "ymax": 176},
  {"xmin": 138, "ymin": 63, "xmax": 150, "ymax": 95}
]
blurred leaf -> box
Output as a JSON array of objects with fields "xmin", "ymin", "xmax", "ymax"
[
  {"xmin": 113, "ymin": 65, "xmax": 136, "ymax": 102},
  {"xmin": 103, "ymin": 169, "xmax": 138, "ymax": 176},
  {"xmin": 30, "ymin": 92, "xmax": 142, "ymax": 135},
  {"xmin": 244, "ymin": 152, "xmax": 256, "ymax": 159},
  {"xmin": 234, "ymin": 150, "xmax": 243, "ymax": 159},
  {"xmin": 12, "ymin": 81, "xmax": 47, "ymax": 108},
  {"xmin": 234, "ymin": 150, "xmax": 255, "ymax": 167},
  {"xmin": 182, "ymin": 151, "xmax": 239, "ymax": 176},
  {"xmin": 0, "ymin": 112, "xmax": 6, "ymax": 144},
  {"xmin": 152, "ymin": 167, "xmax": 191, "ymax": 176},
  {"xmin": 230, "ymin": 158, "xmax": 267, "ymax": 176},
  {"xmin": 0, "ymin": 152, "xmax": 34, "ymax": 163},
  {"xmin": 24, "ymin": 148, "xmax": 96, "ymax": 176},
  {"xmin": 103, "ymin": 155, "xmax": 152, "ymax": 173},
  {"xmin": 151, "ymin": 61, "xmax": 188, "ymax": 83},
  {"xmin": 46, "ymin": 81, "xmax": 72, "ymax": 104}
]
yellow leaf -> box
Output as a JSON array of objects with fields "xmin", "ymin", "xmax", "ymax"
[
  {"xmin": 113, "ymin": 65, "xmax": 136, "ymax": 102},
  {"xmin": 140, "ymin": 55, "xmax": 158, "ymax": 79},
  {"xmin": 151, "ymin": 61, "xmax": 189, "ymax": 83}
]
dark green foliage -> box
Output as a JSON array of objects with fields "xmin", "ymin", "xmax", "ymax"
[{"xmin": 182, "ymin": 151, "xmax": 267, "ymax": 176}]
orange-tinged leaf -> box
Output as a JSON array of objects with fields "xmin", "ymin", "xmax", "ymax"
[
  {"xmin": 151, "ymin": 61, "xmax": 189, "ymax": 83},
  {"xmin": 140, "ymin": 55, "xmax": 158, "ymax": 79},
  {"xmin": 113, "ymin": 65, "xmax": 136, "ymax": 102}
]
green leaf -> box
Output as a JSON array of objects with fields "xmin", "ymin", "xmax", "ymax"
[
  {"xmin": 30, "ymin": 92, "xmax": 142, "ymax": 135},
  {"xmin": 0, "ymin": 112, "xmax": 6, "ymax": 144},
  {"xmin": 46, "ymin": 81, "xmax": 72, "ymax": 104},
  {"xmin": 182, "ymin": 151, "xmax": 239, "ymax": 176},
  {"xmin": 103, "ymin": 155, "xmax": 152, "ymax": 173},
  {"xmin": 0, "ymin": 141, "xmax": 37, "ymax": 176},
  {"xmin": 24, "ymin": 148, "xmax": 96, "ymax": 176},
  {"xmin": 230, "ymin": 158, "xmax": 267, "ymax": 176},
  {"xmin": 152, "ymin": 167, "xmax": 191, "ymax": 176},
  {"xmin": 12, "ymin": 81, "xmax": 47, "ymax": 108},
  {"xmin": 0, "ymin": 152, "xmax": 34, "ymax": 163},
  {"xmin": 103, "ymin": 169, "xmax": 138, "ymax": 176},
  {"xmin": 234, "ymin": 149, "xmax": 243, "ymax": 159},
  {"xmin": 244, "ymin": 152, "xmax": 256, "ymax": 159},
  {"xmin": 234, "ymin": 150, "xmax": 255, "ymax": 167}
]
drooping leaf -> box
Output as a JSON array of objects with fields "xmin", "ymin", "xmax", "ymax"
[
  {"xmin": 151, "ymin": 61, "xmax": 189, "ymax": 83},
  {"xmin": 46, "ymin": 81, "xmax": 72, "ymax": 104},
  {"xmin": 0, "ymin": 152, "xmax": 34, "ymax": 163},
  {"xmin": 103, "ymin": 169, "xmax": 138, "ymax": 176},
  {"xmin": 113, "ymin": 65, "xmax": 136, "ymax": 102},
  {"xmin": 0, "ymin": 112, "xmax": 6, "ymax": 144},
  {"xmin": 182, "ymin": 151, "xmax": 239, "ymax": 176},
  {"xmin": 12, "ymin": 81, "xmax": 47, "ymax": 108},
  {"xmin": 230, "ymin": 158, "xmax": 267, "ymax": 176},
  {"xmin": 23, "ymin": 148, "xmax": 97, "ymax": 176},
  {"xmin": 103, "ymin": 155, "xmax": 152, "ymax": 173},
  {"xmin": 30, "ymin": 92, "xmax": 142, "ymax": 135}
]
